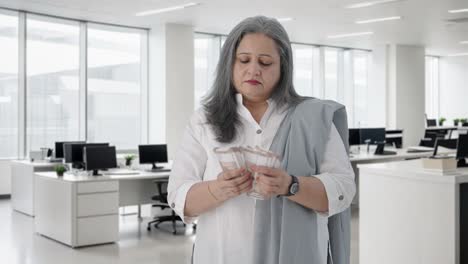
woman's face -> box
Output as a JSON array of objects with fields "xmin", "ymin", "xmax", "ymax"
[{"xmin": 232, "ymin": 33, "xmax": 281, "ymax": 103}]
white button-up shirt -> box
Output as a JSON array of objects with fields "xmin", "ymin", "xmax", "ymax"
[{"xmin": 168, "ymin": 94, "xmax": 355, "ymax": 264}]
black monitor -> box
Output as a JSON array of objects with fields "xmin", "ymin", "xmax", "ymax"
[
  {"xmin": 348, "ymin": 129, "xmax": 361, "ymax": 146},
  {"xmin": 360, "ymin": 128, "xmax": 386, "ymax": 144},
  {"xmin": 457, "ymin": 134, "xmax": 468, "ymax": 167},
  {"xmin": 84, "ymin": 146, "xmax": 117, "ymax": 176},
  {"xmin": 433, "ymin": 138, "xmax": 458, "ymax": 156},
  {"xmin": 64, "ymin": 143, "xmax": 109, "ymax": 168},
  {"xmin": 427, "ymin": 119, "xmax": 437, "ymax": 127},
  {"xmin": 139, "ymin": 144, "xmax": 168, "ymax": 170},
  {"xmin": 55, "ymin": 141, "xmax": 85, "ymax": 158}
]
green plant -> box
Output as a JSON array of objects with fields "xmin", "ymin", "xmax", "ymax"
[
  {"xmin": 454, "ymin": 118, "xmax": 461, "ymax": 126},
  {"xmin": 124, "ymin": 154, "xmax": 136, "ymax": 166},
  {"xmin": 54, "ymin": 165, "xmax": 66, "ymax": 176},
  {"xmin": 461, "ymin": 118, "xmax": 468, "ymax": 124},
  {"xmin": 438, "ymin": 117, "xmax": 446, "ymax": 126}
]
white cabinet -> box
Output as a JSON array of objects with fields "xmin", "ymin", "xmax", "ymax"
[
  {"xmin": 35, "ymin": 175, "xmax": 119, "ymax": 247},
  {"xmin": 11, "ymin": 160, "xmax": 55, "ymax": 216}
]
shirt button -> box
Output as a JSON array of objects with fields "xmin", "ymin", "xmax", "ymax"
[
  {"xmin": 256, "ymin": 129, "xmax": 262, "ymax": 134},
  {"xmin": 338, "ymin": 195, "xmax": 344, "ymax": 201},
  {"xmin": 171, "ymin": 202, "xmax": 175, "ymax": 208}
]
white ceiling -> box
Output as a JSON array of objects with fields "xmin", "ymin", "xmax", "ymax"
[{"xmin": 1, "ymin": 0, "xmax": 468, "ymax": 56}]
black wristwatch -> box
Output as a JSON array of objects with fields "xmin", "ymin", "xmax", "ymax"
[{"xmin": 283, "ymin": 175, "xmax": 299, "ymax": 197}]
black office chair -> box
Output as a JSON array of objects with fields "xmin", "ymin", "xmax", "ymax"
[
  {"xmin": 147, "ymin": 178, "xmax": 184, "ymax": 235},
  {"xmin": 419, "ymin": 131, "xmax": 445, "ymax": 147}
]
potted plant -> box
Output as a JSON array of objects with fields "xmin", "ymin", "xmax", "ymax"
[
  {"xmin": 55, "ymin": 165, "xmax": 66, "ymax": 177},
  {"xmin": 454, "ymin": 118, "xmax": 460, "ymax": 126},
  {"xmin": 438, "ymin": 117, "xmax": 446, "ymax": 126},
  {"xmin": 124, "ymin": 154, "xmax": 136, "ymax": 167},
  {"xmin": 461, "ymin": 118, "xmax": 468, "ymax": 126}
]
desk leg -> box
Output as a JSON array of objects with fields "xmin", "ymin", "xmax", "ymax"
[{"xmin": 138, "ymin": 205, "xmax": 142, "ymax": 220}]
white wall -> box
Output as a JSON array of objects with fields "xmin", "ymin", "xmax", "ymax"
[
  {"xmin": 387, "ymin": 45, "xmax": 426, "ymax": 147},
  {"xmin": 149, "ymin": 24, "xmax": 194, "ymax": 159},
  {"xmin": 165, "ymin": 24, "xmax": 194, "ymax": 159},
  {"xmin": 0, "ymin": 160, "xmax": 12, "ymax": 195},
  {"xmin": 439, "ymin": 57, "xmax": 468, "ymax": 122}
]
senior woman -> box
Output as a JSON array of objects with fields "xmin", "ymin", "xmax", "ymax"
[{"xmin": 168, "ymin": 16, "xmax": 355, "ymax": 264}]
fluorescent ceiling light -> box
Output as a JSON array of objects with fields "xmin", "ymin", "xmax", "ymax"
[
  {"xmin": 345, "ymin": 0, "xmax": 403, "ymax": 9},
  {"xmin": 355, "ymin": 16, "xmax": 402, "ymax": 24},
  {"xmin": 136, "ymin": 2, "xmax": 200, "ymax": 16},
  {"xmin": 448, "ymin": 8, "xmax": 468, "ymax": 13},
  {"xmin": 447, "ymin": 53, "xmax": 468, "ymax": 57},
  {"xmin": 276, "ymin": 17, "xmax": 294, "ymax": 22},
  {"xmin": 327, "ymin": 31, "xmax": 374, "ymax": 39},
  {"xmin": 460, "ymin": 41, "xmax": 468, "ymax": 44}
]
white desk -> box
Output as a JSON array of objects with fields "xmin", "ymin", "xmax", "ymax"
[
  {"xmin": 11, "ymin": 160, "xmax": 57, "ymax": 216},
  {"xmin": 349, "ymin": 147, "xmax": 448, "ymax": 205},
  {"xmin": 34, "ymin": 171, "xmax": 170, "ymax": 248},
  {"xmin": 358, "ymin": 159, "xmax": 468, "ymax": 264}
]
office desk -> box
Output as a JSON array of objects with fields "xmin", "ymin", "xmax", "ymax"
[
  {"xmin": 34, "ymin": 171, "xmax": 170, "ymax": 248},
  {"xmin": 11, "ymin": 160, "xmax": 57, "ymax": 216},
  {"xmin": 358, "ymin": 159, "xmax": 468, "ymax": 264},
  {"xmin": 349, "ymin": 147, "xmax": 454, "ymax": 205}
]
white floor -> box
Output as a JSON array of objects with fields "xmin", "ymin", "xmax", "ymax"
[{"xmin": 0, "ymin": 199, "xmax": 359, "ymax": 264}]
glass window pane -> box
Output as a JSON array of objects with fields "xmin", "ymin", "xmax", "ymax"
[
  {"xmin": 26, "ymin": 15, "xmax": 80, "ymax": 152},
  {"xmin": 353, "ymin": 51, "xmax": 370, "ymax": 127},
  {"xmin": 425, "ymin": 56, "xmax": 439, "ymax": 119},
  {"xmin": 292, "ymin": 44, "xmax": 314, "ymax": 96},
  {"xmin": 324, "ymin": 48, "xmax": 338, "ymax": 100},
  {"xmin": 194, "ymin": 33, "xmax": 220, "ymax": 109},
  {"xmin": 87, "ymin": 24, "xmax": 144, "ymax": 149},
  {"xmin": 0, "ymin": 12, "xmax": 18, "ymax": 158}
]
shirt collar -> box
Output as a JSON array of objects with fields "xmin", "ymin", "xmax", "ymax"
[{"xmin": 235, "ymin": 93, "xmax": 277, "ymax": 127}]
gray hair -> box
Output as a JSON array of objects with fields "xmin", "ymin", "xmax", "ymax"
[{"xmin": 202, "ymin": 16, "xmax": 303, "ymax": 143}]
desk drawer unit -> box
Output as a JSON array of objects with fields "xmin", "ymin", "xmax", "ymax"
[
  {"xmin": 74, "ymin": 181, "xmax": 119, "ymax": 247},
  {"xmin": 77, "ymin": 192, "xmax": 118, "ymax": 217},
  {"xmin": 76, "ymin": 215, "xmax": 118, "ymax": 246}
]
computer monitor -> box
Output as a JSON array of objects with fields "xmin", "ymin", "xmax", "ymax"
[
  {"xmin": 139, "ymin": 144, "xmax": 168, "ymax": 170},
  {"xmin": 457, "ymin": 134, "xmax": 468, "ymax": 167},
  {"xmin": 433, "ymin": 138, "xmax": 458, "ymax": 156},
  {"xmin": 360, "ymin": 128, "xmax": 386, "ymax": 144},
  {"xmin": 55, "ymin": 141, "xmax": 85, "ymax": 158},
  {"xmin": 427, "ymin": 119, "xmax": 437, "ymax": 127},
  {"xmin": 84, "ymin": 146, "xmax": 117, "ymax": 176},
  {"xmin": 348, "ymin": 129, "xmax": 361, "ymax": 146},
  {"xmin": 64, "ymin": 143, "xmax": 109, "ymax": 168}
]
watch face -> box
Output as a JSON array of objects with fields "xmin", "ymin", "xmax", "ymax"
[{"xmin": 290, "ymin": 183, "xmax": 299, "ymax": 194}]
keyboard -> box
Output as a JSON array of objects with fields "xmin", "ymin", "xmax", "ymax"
[
  {"xmin": 147, "ymin": 168, "xmax": 170, "ymax": 172},
  {"xmin": 104, "ymin": 169, "xmax": 140, "ymax": 175},
  {"xmin": 407, "ymin": 146, "xmax": 434, "ymax": 153}
]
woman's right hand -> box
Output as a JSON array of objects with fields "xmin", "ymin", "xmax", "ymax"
[{"xmin": 208, "ymin": 168, "xmax": 253, "ymax": 202}]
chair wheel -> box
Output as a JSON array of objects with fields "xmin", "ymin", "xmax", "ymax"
[
  {"xmin": 147, "ymin": 226, "xmax": 151, "ymax": 231},
  {"xmin": 173, "ymin": 231, "xmax": 177, "ymax": 235}
]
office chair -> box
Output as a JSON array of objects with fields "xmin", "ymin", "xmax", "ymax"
[
  {"xmin": 147, "ymin": 178, "xmax": 185, "ymax": 235},
  {"xmin": 419, "ymin": 131, "xmax": 445, "ymax": 147}
]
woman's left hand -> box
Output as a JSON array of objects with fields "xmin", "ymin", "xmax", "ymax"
[{"xmin": 251, "ymin": 165, "xmax": 292, "ymax": 199}]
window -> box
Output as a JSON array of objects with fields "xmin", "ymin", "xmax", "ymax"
[
  {"xmin": 324, "ymin": 48, "xmax": 340, "ymax": 101},
  {"xmin": 87, "ymin": 24, "xmax": 146, "ymax": 149},
  {"xmin": 0, "ymin": 12, "xmax": 18, "ymax": 158},
  {"xmin": 352, "ymin": 51, "xmax": 370, "ymax": 127},
  {"xmin": 26, "ymin": 15, "xmax": 80, "ymax": 152},
  {"xmin": 425, "ymin": 56, "xmax": 439, "ymax": 119},
  {"xmin": 292, "ymin": 44, "xmax": 315, "ymax": 96},
  {"xmin": 194, "ymin": 33, "xmax": 221, "ymax": 109}
]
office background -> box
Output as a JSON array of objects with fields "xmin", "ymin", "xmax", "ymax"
[{"xmin": 1, "ymin": 1, "xmax": 468, "ymax": 195}]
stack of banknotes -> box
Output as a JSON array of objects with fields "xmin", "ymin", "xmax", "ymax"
[{"xmin": 213, "ymin": 146, "xmax": 281, "ymax": 199}]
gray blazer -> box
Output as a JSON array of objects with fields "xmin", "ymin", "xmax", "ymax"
[{"xmin": 252, "ymin": 98, "xmax": 351, "ymax": 264}]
